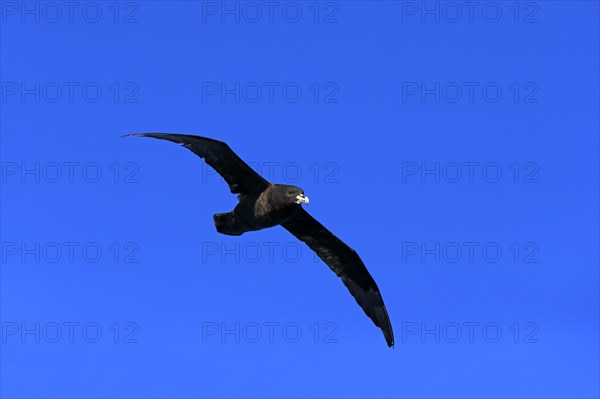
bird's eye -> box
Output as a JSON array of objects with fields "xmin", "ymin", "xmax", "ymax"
[{"xmin": 288, "ymin": 190, "xmax": 294, "ymax": 195}]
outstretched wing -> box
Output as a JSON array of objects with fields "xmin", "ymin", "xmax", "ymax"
[
  {"xmin": 126, "ymin": 133, "xmax": 270, "ymax": 194},
  {"xmin": 282, "ymin": 208, "xmax": 394, "ymax": 347}
]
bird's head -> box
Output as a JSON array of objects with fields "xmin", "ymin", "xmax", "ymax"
[{"xmin": 276, "ymin": 184, "xmax": 309, "ymax": 206}]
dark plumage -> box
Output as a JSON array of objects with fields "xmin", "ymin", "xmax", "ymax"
[{"xmin": 126, "ymin": 133, "xmax": 394, "ymax": 347}]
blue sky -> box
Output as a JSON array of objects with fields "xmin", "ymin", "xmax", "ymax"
[{"xmin": 1, "ymin": 1, "xmax": 599, "ymax": 398}]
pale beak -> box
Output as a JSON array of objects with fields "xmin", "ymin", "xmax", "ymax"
[{"xmin": 295, "ymin": 194, "xmax": 309, "ymax": 205}]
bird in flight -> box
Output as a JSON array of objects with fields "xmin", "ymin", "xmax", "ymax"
[{"xmin": 126, "ymin": 133, "xmax": 394, "ymax": 347}]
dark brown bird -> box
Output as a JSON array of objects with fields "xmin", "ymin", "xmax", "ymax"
[{"xmin": 126, "ymin": 133, "xmax": 394, "ymax": 347}]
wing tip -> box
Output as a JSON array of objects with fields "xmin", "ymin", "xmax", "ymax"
[
  {"xmin": 121, "ymin": 132, "xmax": 163, "ymax": 138},
  {"xmin": 386, "ymin": 333, "xmax": 395, "ymax": 348},
  {"xmin": 121, "ymin": 133, "xmax": 225, "ymax": 146}
]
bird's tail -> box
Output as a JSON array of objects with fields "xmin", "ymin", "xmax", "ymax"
[{"xmin": 213, "ymin": 212, "xmax": 244, "ymax": 236}]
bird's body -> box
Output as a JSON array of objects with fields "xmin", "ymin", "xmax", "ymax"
[
  {"xmin": 127, "ymin": 132, "xmax": 395, "ymax": 347},
  {"xmin": 215, "ymin": 184, "xmax": 307, "ymax": 235}
]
